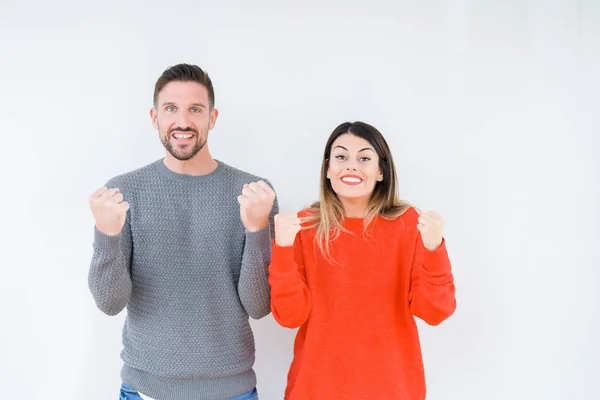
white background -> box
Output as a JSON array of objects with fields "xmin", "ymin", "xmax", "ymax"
[{"xmin": 1, "ymin": 0, "xmax": 598, "ymax": 399}]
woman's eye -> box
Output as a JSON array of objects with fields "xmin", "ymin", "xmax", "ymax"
[
  {"xmin": 335, "ymin": 155, "xmax": 346, "ymax": 160},
  {"xmin": 360, "ymin": 157, "xmax": 371, "ymax": 162}
]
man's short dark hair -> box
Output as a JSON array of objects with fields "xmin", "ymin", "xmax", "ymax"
[{"xmin": 153, "ymin": 63, "xmax": 215, "ymax": 109}]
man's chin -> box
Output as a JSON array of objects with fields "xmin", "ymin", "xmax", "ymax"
[
  {"xmin": 169, "ymin": 151, "xmax": 197, "ymax": 161},
  {"xmin": 163, "ymin": 138, "xmax": 205, "ymax": 161}
]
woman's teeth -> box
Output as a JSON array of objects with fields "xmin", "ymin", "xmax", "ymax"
[{"xmin": 342, "ymin": 177, "xmax": 362, "ymax": 183}]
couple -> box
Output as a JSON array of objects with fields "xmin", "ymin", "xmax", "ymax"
[{"xmin": 88, "ymin": 63, "xmax": 457, "ymax": 400}]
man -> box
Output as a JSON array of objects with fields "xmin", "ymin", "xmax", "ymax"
[{"xmin": 88, "ymin": 63, "xmax": 277, "ymax": 400}]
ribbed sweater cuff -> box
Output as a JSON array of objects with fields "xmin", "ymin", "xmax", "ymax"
[
  {"xmin": 93, "ymin": 227, "xmax": 121, "ymax": 252},
  {"xmin": 244, "ymin": 225, "xmax": 271, "ymax": 250},
  {"xmin": 423, "ymin": 238, "xmax": 450, "ymax": 273},
  {"xmin": 269, "ymin": 242, "xmax": 296, "ymax": 274}
]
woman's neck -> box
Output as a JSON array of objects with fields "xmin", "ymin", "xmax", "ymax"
[{"xmin": 339, "ymin": 196, "xmax": 369, "ymax": 218}]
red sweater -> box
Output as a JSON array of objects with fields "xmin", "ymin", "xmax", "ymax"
[{"xmin": 268, "ymin": 208, "xmax": 456, "ymax": 400}]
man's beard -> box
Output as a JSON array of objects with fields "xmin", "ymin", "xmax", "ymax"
[{"xmin": 159, "ymin": 124, "xmax": 207, "ymax": 161}]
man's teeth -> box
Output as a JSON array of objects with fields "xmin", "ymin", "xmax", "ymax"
[
  {"xmin": 174, "ymin": 133, "xmax": 193, "ymax": 139},
  {"xmin": 342, "ymin": 177, "xmax": 362, "ymax": 183}
]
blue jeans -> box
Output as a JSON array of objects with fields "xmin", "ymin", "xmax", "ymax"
[{"xmin": 119, "ymin": 383, "xmax": 259, "ymax": 400}]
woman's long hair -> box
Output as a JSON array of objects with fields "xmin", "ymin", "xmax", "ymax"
[{"xmin": 303, "ymin": 121, "xmax": 413, "ymax": 261}]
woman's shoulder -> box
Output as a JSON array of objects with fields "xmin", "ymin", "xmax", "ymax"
[
  {"xmin": 298, "ymin": 207, "xmax": 319, "ymax": 230},
  {"xmin": 399, "ymin": 206, "xmax": 420, "ymax": 222},
  {"xmin": 298, "ymin": 207, "xmax": 317, "ymax": 219},
  {"xmin": 380, "ymin": 206, "xmax": 420, "ymax": 233}
]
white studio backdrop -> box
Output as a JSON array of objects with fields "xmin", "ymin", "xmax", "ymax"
[{"xmin": 0, "ymin": 0, "xmax": 598, "ymax": 399}]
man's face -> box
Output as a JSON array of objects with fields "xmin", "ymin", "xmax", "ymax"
[{"xmin": 150, "ymin": 81, "xmax": 218, "ymax": 161}]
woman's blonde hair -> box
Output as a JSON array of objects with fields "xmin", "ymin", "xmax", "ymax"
[{"xmin": 302, "ymin": 121, "xmax": 413, "ymax": 261}]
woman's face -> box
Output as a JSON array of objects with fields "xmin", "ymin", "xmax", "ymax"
[{"xmin": 326, "ymin": 133, "xmax": 383, "ymax": 202}]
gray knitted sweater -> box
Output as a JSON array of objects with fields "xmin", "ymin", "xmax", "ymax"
[{"xmin": 88, "ymin": 159, "xmax": 278, "ymax": 400}]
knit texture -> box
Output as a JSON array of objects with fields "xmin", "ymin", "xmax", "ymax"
[
  {"xmin": 268, "ymin": 208, "xmax": 456, "ymax": 400},
  {"xmin": 88, "ymin": 159, "xmax": 278, "ymax": 400}
]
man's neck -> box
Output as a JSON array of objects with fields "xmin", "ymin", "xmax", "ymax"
[{"xmin": 163, "ymin": 147, "xmax": 218, "ymax": 176}]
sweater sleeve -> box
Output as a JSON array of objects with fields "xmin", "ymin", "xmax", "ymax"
[
  {"xmin": 408, "ymin": 234, "xmax": 456, "ymax": 326},
  {"xmin": 237, "ymin": 195, "xmax": 279, "ymax": 319},
  {"xmin": 88, "ymin": 219, "xmax": 133, "ymax": 316},
  {"xmin": 268, "ymin": 233, "xmax": 312, "ymax": 329}
]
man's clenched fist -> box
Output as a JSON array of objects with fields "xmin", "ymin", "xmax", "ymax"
[
  {"xmin": 89, "ymin": 187, "xmax": 130, "ymax": 236},
  {"xmin": 237, "ymin": 181, "xmax": 276, "ymax": 232}
]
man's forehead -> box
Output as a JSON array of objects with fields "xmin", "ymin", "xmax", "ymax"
[
  {"xmin": 160, "ymin": 99, "xmax": 208, "ymax": 108},
  {"xmin": 159, "ymin": 81, "xmax": 209, "ymax": 103}
]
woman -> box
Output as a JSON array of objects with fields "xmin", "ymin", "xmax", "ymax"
[{"xmin": 268, "ymin": 121, "xmax": 456, "ymax": 399}]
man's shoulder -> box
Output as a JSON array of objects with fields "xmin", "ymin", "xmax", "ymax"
[
  {"xmin": 104, "ymin": 160, "xmax": 161, "ymax": 190},
  {"xmin": 219, "ymin": 161, "xmax": 273, "ymax": 187}
]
